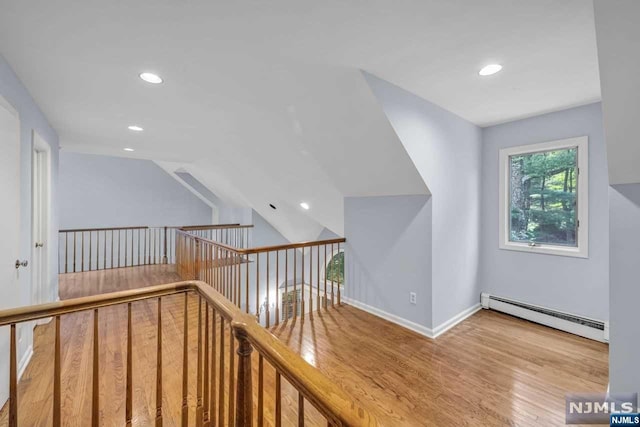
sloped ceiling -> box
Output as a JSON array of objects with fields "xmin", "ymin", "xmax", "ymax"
[{"xmin": 0, "ymin": 0, "xmax": 600, "ymax": 240}]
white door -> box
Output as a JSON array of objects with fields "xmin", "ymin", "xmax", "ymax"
[
  {"xmin": 0, "ymin": 96, "xmax": 23, "ymax": 405},
  {"xmin": 32, "ymin": 132, "xmax": 50, "ymax": 310}
]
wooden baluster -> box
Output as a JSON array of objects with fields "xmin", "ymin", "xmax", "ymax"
[
  {"xmin": 228, "ymin": 326, "xmax": 235, "ymax": 426},
  {"xmin": 275, "ymin": 251, "xmax": 280, "ymax": 325},
  {"xmin": 145, "ymin": 229, "xmax": 148, "ymax": 265},
  {"xmin": 275, "ymin": 372, "xmax": 282, "ymax": 427},
  {"xmin": 81, "ymin": 231, "xmax": 85, "ymax": 271},
  {"xmin": 245, "ymin": 258, "xmax": 249, "ymax": 314},
  {"xmin": 258, "ymin": 355, "xmax": 264, "ymax": 427},
  {"xmin": 324, "ymin": 245, "xmax": 328, "ymax": 309},
  {"xmin": 218, "ymin": 319, "xmax": 225, "ymax": 427},
  {"xmin": 298, "ymin": 393, "xmax": 304, "ymax": 427},
  {"xmin": 233, "ymin": 326, "xmax": 252, "ymax": 427},
  {"xmin": 182, "ymin": 293, "xmax": 189, "ymax": 426},
  {"xmin": 92, "ymin": 309, "xmax": 99, "ymax": 427},
  {"xmin": 89, "ymin": 230, "xmax": 93, "ymax": 271},
  {"xmin": 266, "ymin": 252, "xmax": 270, "ymax": 328},
  {"xmin": 309, "ymin": 246, "xmax": 313, "ymax": 315},
  {"xmin": 337, "ymin": 243, "xmax": 341, "ymax": 305},
  {"xmin": 331, "ymin": 244, "xmax": 335, "ymax": 307},
  {"xmin": 111, "ymin": 230, "xmax": 114, "ymax": 269},
  {"xmin": 195, "ymin": 240, "xmax": 201, "ymax": 280},
  {"xmin": 301, "ymin": 248, "xmax": 305, "ymax": 318},
  {"xmin": 118, "ymin": 230, "xmax": 121, "ymax": 268},
  {"xmin": 130, "ymin": 229, "xmax": 134, "ymax": 266},
  {"xmin": 255, "ymin": 254, "xmax": 260, "ymax": 320},
  {"xmin": 293, "ymin": 250, "xmax": 297, "ymax": 319},
  {"xmin": 65, "ymin": 233, "xmax": 69, "ymax": 273},
  {"xmin": 285, "ymin": 250, "xmax": 289, "ymax": 319},
  {"xmin": 316, "ymin": 245, "xmax": 320, "ymax": 314},
  {"xmin": 73, "ymin": 231, "xmax": 77, "ymax": 272},
  {"xmin": 210, "ymin": 309, "xmax": 217, "ymax": 427},
  {"xmin": 156, "ymin": 298, "xmax": 163, "ymax": 427},
  {"xmin": 54, "ymin": 316, "xmax": 61, "ymax": 427},
  {"xmin": 138, "ymin": 229, "xmax": 141, "ymax": 267},
  {"xmin": 9, "ymin": 324, "xmax": 17, "ymax": 427},
  {"xmin": 197, "ymin": 297, "xmax": 204, "ymax": 426},
  {"xmin": 163, "ymin": 226, "xmax": 168, "ymax": 264},
  {"xmin": 124, "ymin": 230, "xmax": 128, "ymax": 267},
  {"xmin": 126, "ymin": 303, "xmax": 133, "ymax": 427},
  {"xmin": 237, "ymin": 258, "xmax": 241, "ymax": 308},
  {"xmin": 203, "ymin": 305, "xmax": 210, "ymax": 426},
  {"xmin": 103, "ymin": 230, "xmax": 107, "ymax": 270}
]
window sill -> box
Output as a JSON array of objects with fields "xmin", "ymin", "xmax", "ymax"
[{"xmin": 499, "ymin": 241, "xmax": 588, "ymax": 258}]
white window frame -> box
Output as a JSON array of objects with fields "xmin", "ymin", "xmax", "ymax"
[{"xmin": 499, "ymin": 136, "xmax": 588, "ymax": 258}]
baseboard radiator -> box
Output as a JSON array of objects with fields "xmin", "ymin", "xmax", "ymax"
[{"xmin": 480, "ymin": 293, "xmax": 608, "ymax": 343}]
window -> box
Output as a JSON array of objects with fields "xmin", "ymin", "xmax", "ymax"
[
  {"xmin": 325, "ymin": 251, "xmax": 344, "ymax": 284},
  {"xmin": 499, "ymin": 136, "xmax": 588, "ymax": 258}
]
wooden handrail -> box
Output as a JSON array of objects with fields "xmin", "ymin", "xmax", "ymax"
[
  {"xmin": 177, "ymin": 229, "xmax": 345, "ymax": 255},
  {"xmin": 59, "ymin": 223, "xmax": 247, "ymax": 233},
  {"xmin": 59, "ymin": 225, "xmax": 150, "ymax": 233},
  {"xmin": 0, "ymin": 281, "xmax": 375, "ymax": 426},
  {"xmin": 180, "ymin": 224, "xmax": 253, "ymax": 230}
]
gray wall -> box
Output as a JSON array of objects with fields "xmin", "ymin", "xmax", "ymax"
[
  {"xmin": 59, "ymin": 151, "xmax": 212, "ymax": 229},
  {"xmin": 479, "ymin": 103, "xmax": 609, "ymax": 321},
  {"xmin": 609, "ymin": 184, "xmax": 640, "ymax": 393},
  {"xmin": 345, "ymin": 195, "xmax": 433, "ymax": 328},
  {"xmin": 364, "ymin": 72, "xmax": 482, "ymax": 328}
]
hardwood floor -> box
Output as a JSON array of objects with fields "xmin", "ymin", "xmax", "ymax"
[
  {"xmin": 0, "ymin": 265, "xmax": 609, "ymax": 426},
  {"xmin": 269, "ymin": 306, "xmax": 609, "ymax": 426}
]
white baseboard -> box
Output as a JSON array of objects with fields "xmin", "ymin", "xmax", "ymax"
[
  {"xmin": 18, "ymin": 345, "xmax": 33, "ymax": 381},
  {"xmin": 432, "ymin": 303, "xmax": 482, "ymax": 338},
  {"xmin": 341, "ymin": 297, "xmax": 481, "ymax": 340}
]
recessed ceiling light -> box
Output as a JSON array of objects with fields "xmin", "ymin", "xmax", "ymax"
[
  {"xmin": 123, "ymin": 148, "xmax": 135, "ymax": 152},
  {"xmin": 128, "ymin": 125, "xmax": 144, "ymax": 131},
  {"xmin": 300, "ymin": 202, "xmax": 310, "ymax": 210},
  {"xmin": 139, "ymin": 72, "xmax": 163, "ymax": 84},
  {"xmin": 479, "ymin": 64, "xmax": 503, "ymax": 76}
]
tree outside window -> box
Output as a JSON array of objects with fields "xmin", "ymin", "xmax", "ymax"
[
  {"xmin": 509, "ymin": 148, "xmax": 577, "ymax": 246},
  {"xmin": 325, "ymin": 251, "xmax": 343, "ymax": 284},
  {"xmin": 499, "ymin": 136, "xmax": 588, "ymax": 258}
]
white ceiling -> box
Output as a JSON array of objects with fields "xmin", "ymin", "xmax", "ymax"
[{"xmin": 0, "ymin": 0, "xmax": 601, "ymax": 239}]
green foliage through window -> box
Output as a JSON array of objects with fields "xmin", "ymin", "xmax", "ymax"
[
  {"xmin": 326, "ymin": 252, "xmax": 344, "ymax": 284},
  {"xmin": 509, "ymin": 147, "xmax": 578, "ymax": 246}
]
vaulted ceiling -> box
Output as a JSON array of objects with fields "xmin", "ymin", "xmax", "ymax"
[{"xmin": 0, "ymin": 0, "xmax": 601, "ymax": 241}]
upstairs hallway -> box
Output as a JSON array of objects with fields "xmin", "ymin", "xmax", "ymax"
[{"xmin": 0, "ymin": 259, "xmax": 608, "ymax": 426}]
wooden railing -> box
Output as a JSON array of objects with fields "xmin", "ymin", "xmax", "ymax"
[
  {"xmin": 58, "ymin": 224, "xmax": 251, "ymax": 274},
  {"xmin": 0, "ymin": 281, "xmax": 375, "ymax": 426},
  {"xmin": 176, "ymin": 231, "xmax": 345, "ymax": 326},
  {"xmin": 182, "ymin": 224, "xmax": 253, "ymax": 249}
]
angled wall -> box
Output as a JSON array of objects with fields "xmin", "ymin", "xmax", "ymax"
[
  {"xmin": 362, "ymin": 72, "xmax": 482, "ymax": 331},
  {"xmin": 59, "ymin": 151, "xmax": 212, "ymax": 228}
]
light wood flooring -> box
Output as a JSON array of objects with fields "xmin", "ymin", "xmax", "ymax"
[{"xmin": 0, "ymin": 265, "xmax": 608, "ymax": 426}]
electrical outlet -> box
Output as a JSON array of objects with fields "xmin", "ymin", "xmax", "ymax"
[{"xmin": 410, "ymin": 292, "xmax": 417, "ymax": 304}]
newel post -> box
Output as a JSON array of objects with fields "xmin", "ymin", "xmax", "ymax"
[
  {"xmin": 233, "ymin": 324, "xmax": 253, "ymax": 427},
  {"xmin": 195, "ymin": 239, "xmax": 201, "ymax": 280}
]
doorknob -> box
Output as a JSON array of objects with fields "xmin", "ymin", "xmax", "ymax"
[
  {"xmin": 15, "ymin": 260, "xmax": 28, "ymax": 269},
  {"xmin": 35, "ymin": 242, "xmax": 44, "ymax": 248}
]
